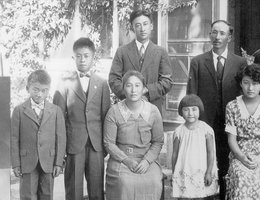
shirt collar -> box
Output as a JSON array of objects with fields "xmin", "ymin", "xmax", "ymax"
[
  {"xmin": 118, "ymin": 100, "xmax": 151, "ymax": 123},
  {"xmin": 212, "ymin": 48, "xmax": 228, "ymax": 60},
  {"xmin": 135, "ymin": 40, "xmax": 149, "ymax": 51},
  {"xmin": 30, "ymin": 98, "xmax": 44, "ymax": 109}
]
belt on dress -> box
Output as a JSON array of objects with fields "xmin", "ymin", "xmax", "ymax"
[{"xmin": 117, "ymin": 144, "xmax": 148, "ymax": 156}]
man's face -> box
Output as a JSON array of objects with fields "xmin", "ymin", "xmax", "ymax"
[
  {"xmin": 132, "ymin": 15, "xmax": 153, "ymax": 43},
  {"xmin": 209, "ymin": 22, "xmax": 231, "ymax": 52},
  {"xmin": 73, "ymin": 47, "xmax": 94, "ymax": 73}
]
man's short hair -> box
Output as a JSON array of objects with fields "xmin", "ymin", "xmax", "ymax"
[
  {"xmin": 73, "ymin": 37, "xmax": 95, "ymax": 53},
  {"xmin": 130, "ymin": 10, "xmax": 153, "ymax": 25},
  {"xmin": 211, "ymin": 20, "xmax": 234, "ymax": 35},
  {"xmin": 27, "ymin": 69, "xmax": 51, "ymax": 87}
]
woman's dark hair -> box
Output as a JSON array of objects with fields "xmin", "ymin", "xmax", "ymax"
[
  {"xmin": 129, "ymin": 10, "xmax": 153, "ymax": 25},
  {"xmin": 122, "ymin": 70, "xmax": 146, "ymax": 87},
  {"xmin": 178, "ymin": 94, "xmax": 204, "ymax": 116},
  {"xmin": 235, "ymin": 63, "xmax": 260, "ymax": 87}
]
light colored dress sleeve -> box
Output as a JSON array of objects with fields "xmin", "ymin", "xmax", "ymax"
[{"xmin": 225, "ymin": 100, "xmax": 237, "ymax": 135}]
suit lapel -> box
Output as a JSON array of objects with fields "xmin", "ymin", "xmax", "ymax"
[
  {"xmin": 40, "ymin": 101, "xmax": 53, "ymax": 126},
  {"xmin": 222, "ymin": 52, "xmax": 233, "ymax": 81},
  {"xmin": 71, "ymin": 75, "xmax": 87, "ymax": 103},
  {"xmin": 87, "ymin": 75, "xmax": 98, "ymax": 104},
  {"xmin": 127, "ymin": 40, "xmax": 141, "ymax": 71},
  {"xmin": 204, "ymin": 51, "xmax": 217, "ymax": 82},
  {"xmin": 23, "ymin": 100, "xmax": 40, "ymax": 125}
]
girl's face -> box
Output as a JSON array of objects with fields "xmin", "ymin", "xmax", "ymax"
[
  {"xmin": 182, "ymin": 106, "xmax": 200, "ymax": 124},
  {"xmin": 241, "ymin": 76, "xmax": 260, "ymax": 99},
  {"xmin": 124, "ymin": 75, "xmax": 144, "ymax": 102}
]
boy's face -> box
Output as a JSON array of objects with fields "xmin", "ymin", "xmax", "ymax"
[
  {"xmin": 132, "ymin": 15, "xmax": 153, "ymax": 44},
  {"xmin": 73, "ymin": 47, "xmax": 94, "ymax": 73},
  {"xmin": 27, "ymin": 82, "xmax": 50, "ymax": 104}
]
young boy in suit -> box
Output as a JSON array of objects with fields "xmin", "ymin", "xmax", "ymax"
[
  {"xmin": 53, "ymin": 37, "xmax": 111, "ymax": 200},
  {"xmin": 11, "ymin": 70, "xmax": 66, "ymax": 200}
]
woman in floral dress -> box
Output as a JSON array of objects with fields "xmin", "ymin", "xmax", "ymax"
[{"xmin": 225, "ymin": 63, "xmax": 260, "ymax": 199}]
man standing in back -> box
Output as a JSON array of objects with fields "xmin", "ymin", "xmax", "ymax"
[
  {"xmin": 187, "ymin": 20, "xmax": 246, "ymax": 199},
  {"xmin": 109, "ymin": 9, "xmax": 173, "ymax": 112}
]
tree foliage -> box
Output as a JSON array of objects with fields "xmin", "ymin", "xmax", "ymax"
[{"xmin": 0, "ymin": 0, "xmax": 197, "ymax": 107}]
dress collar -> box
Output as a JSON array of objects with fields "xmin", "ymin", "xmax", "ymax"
[{"xmin": 118, "ymin": 100, "xmax": 151, "ymax": 122}]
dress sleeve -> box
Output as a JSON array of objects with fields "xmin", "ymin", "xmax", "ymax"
[
  {"xmin": 144, "ymin": 106, "xmax": 164, "ymax": 163},
  {"xmin": 103, "ymin": 105, "xmax": 128, "ymax": 162},
  {"xmin": 225, "ymin": 101, "xmax": 237, "ymax": 135}
]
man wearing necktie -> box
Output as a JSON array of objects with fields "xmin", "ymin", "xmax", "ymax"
[
  {"xmin": 53, "ymin": 38, "xmax": 110, "ymax": 200},
  {"xmin": 187, "ymin": 20, "xmax": 247, "ymax": 199},
  {"xmin": 109, "ymin": 9, "xmax": 173, "ymax": 113}
]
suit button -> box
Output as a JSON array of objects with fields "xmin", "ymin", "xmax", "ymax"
[
  {"xmin": 86, "ymin": 109, "xmax": 89, "ymax": 112},
  {"xmin": 38, "ymin": 131, "xmax": 41, "ymax": 134}
]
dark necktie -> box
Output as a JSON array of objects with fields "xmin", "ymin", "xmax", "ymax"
[
  {"xmin": 139, "ymin": 45, "xmax": 145, "ymax": 65},
  {"xmin": 217, "ymin": 56, "xmax": 224, "ymax": 78},
  {"xmin": 79, "ymin": 72, "xmax": 90, "ymax": 78}
]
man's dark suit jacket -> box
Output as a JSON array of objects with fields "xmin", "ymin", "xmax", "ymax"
[
  {"xmin": 109, "ymin": 40, "xmax": 173, "ymax": 112},
  {"xmin": 187, "ymin": 50, "xmax": 246, "ymax": 126}
]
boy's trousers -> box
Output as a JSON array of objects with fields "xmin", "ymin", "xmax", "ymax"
[{"xmin": 20, "ymin": 162, "xmax": 54, "ymax": 200}]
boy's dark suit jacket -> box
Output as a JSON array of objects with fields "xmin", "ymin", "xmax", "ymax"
[
  {"xmin": 109, "ymin": 40, "xmax": 173, "ymax": 112},
  {"xmin": 11, "ymin": 100, "xmax": 66, "ymax": 173},
  {"xmin": 53, "ymin": 71, "xmax": 111, "ymax": 154},
  {"xmin": 187, "ymin": 50, "xmax": 246, "ymax": 126}
]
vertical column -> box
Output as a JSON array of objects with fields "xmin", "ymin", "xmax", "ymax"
[{"xmin": 0, "ymin": 77, "xmax": 11, "ymax": 200}]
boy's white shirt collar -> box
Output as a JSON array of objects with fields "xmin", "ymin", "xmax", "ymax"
[{"xmin": 135, "ymin": 40, "xmax": 149, "ymax": 51}]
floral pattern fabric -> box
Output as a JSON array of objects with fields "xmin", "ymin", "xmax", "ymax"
[{"xmin": 225, "ymin": 96, "xmax": 260, "ymax": 200}]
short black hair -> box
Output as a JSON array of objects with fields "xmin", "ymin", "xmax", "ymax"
[
  {"xmin": 235, "ymin": 63, "xmax": 260, "ymax": 86},
  {"xmin": 27, "ymin": 70, "xmax": 51, "ymax": 88},
  {"xmin": 211, "ymin": 20, "xmax": 233, "ymax": 35},
  {"xmin": 73, "ymin": 37, "xmax": 95, "ymax": 53},
  {"xmin": 178, "ymin": 94, "xmax": 204, "ymax": 117},
  {"xmin": 130, "ymin": 10, "xmax": 153, "ymax": 25},
  {"xmin": 122, "ymin": 70, "xmax": 146, "ymax": 88}
]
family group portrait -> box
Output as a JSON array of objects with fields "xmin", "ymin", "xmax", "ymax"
[{"xmin": 0, "ymin": 0, "xmax": 260, "ymax": 199}]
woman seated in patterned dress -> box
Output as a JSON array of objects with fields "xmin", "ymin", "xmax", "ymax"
[
  {"xmin": 225, "ymin": 63, "xmax": 260, "ymax": 199},
  {"xmin": 104, "ymin": 70, "xmax": 164, "ymax": 200}
]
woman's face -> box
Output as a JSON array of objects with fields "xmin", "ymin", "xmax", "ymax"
[
  {"xmin": 124, "ymin": 75, "xmax": 144, "ymax": 102},
  {"xmin": 241, "ymin": 75, "xmax": 260, "ymax": 98}
]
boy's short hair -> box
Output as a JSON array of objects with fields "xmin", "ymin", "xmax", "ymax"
[
  {"xmin": 27, "ymin": 70, "xmax": 51, "ymax": 88},
  {"xmin": 130, "ymin": 10, "xmax": 153, "ymax": 25},
  {"xmin": 73, "ymin": 37, "xmax": 95, "ymax": 53},
  {"xmin": 122, "ymin": 70, "xmax": 146, "ymax": 88},
  {"xmin": 178, "ymin": 94, "xmax": 204, "ymax": 116}
]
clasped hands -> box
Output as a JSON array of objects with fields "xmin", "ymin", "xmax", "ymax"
[
  {"xmin": 241, "ymin": 154, "xmax": 258, "ymax": 169},
  {"xmin": 123, "ymin": 158, "xmax": 150, "ymax": 174}
]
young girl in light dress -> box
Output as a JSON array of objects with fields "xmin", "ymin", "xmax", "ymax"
[{"xmin": 171, "ymin": 94, "xmax": 219, "ymax": 199}]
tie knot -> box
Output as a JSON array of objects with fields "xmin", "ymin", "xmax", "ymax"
[
  {"xmin": 31, "ymin": 101, "xmax": 44, "ymax": 110},
  {"xmin": 217, "ymin": 56, "xmax": 224, "ymax": 61}
]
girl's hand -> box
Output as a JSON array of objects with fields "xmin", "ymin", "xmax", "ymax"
[
  {"xmin": 204, "ymin": 172, "xmax": 212, "ymax": 186},
  {"xmin": 53, "ymin": 166, "xmax": 63, "ymax": 177},
  {"xmin": 13, "ymin": 166, "xmax": 22, "ymax": 177},
  {"xmin": 123, "ymin": 158, "xmax": 138, "ymax": 172},
  {"xmin": 241, "ymin": 155, "xmax": 258, "ymax": 169},
  {"xmin": 134, "ymin": 159, "xmax": 150, "ymax": 174}
]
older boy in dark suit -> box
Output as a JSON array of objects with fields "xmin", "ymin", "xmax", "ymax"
[
  {"xmin": 53, "ymin": 38, "xmax": 111, "ymax": 200},
  {"xmin": 109, "ymin": 9, "xmax": 173, "ymax": 112},
  {"xmin": 11, "ymin": 70, "xmax": 66, "ymax": 200}
]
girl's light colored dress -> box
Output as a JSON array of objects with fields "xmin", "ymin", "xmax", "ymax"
[
  {"xmin": 225, "ymin": 95, "xmax": 260, "ymax": 200},
  {"xmin": 104, "ymin": 100, "xmax": 164, "ymax": 200},
  {"xmin": 172, "ymin": 120, "xmax": 219, "ymax": 198}
]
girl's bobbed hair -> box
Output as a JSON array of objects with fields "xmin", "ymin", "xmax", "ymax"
[{"xmin": 178, "ymin": 94, "xmax": 204, "ymax": 116}]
